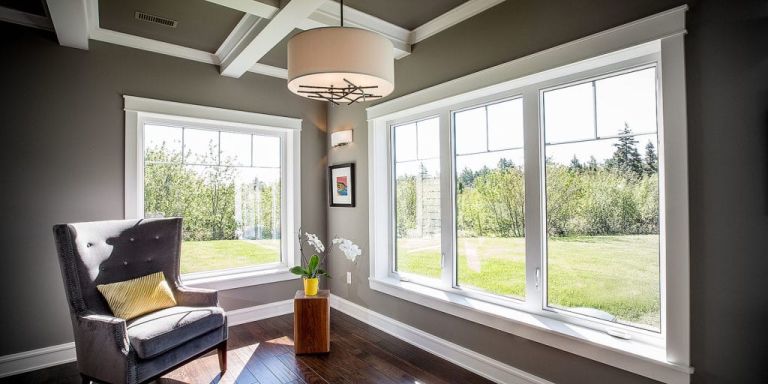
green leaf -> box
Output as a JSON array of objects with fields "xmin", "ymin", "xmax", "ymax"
[
  {"xmin": 289, "ymin": 266, "xmax": 307, "ymax": 276},
  {"xmin": 317, "ymin": 269, "xmax": 331, "ymax": 278},
  {"xmin": 308, "ymin": 254, "xmax": 319, "ymax": 274}
]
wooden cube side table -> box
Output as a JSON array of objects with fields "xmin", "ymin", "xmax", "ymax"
[{"xmin": 293, "ymin": 289, "xmax": 330, "ymax": 354}]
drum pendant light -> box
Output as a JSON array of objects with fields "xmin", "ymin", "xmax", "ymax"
[{"xmin": 287, "ymin": 0, "xmax": 395, "ymax": 104}]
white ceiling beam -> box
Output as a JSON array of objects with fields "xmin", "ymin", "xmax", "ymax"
[
  {"xmin": 410, "ymin": 0, "xmax": 506, "ymax": 44},
  {"xmin": 205, "ymin": 0, "xmax": 279, "ymax": 19},
  {"xmin": 89, "ymin": 25, "xmax": 287, "ymax": 78},
  {"xmin": 46, "ymin": 0, "xmax": 89, "ymax": 50},
  {"xmin": 0, "ymin": 6, "xmax": 53, "ymax": 31},
  {"xmin": 219, "ymin": 0, "xmax": 327, "ymax": 78},
  {"xmin": 298, "ymin": 1, "xmax": 411, "ymax": 59},
  {"xmin": 215, "ymin": 14, "xmax": 264, "ymax": 64}
]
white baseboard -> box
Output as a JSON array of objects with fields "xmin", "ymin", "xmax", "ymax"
[
  {"xmin": 330, "ymin": 294, "xmax": 552, "ymax": 384},
  {"xmin": 227, "ymin": 299, "xmax": 294, "ymax": 326},
  {"xmin": 0, "ymin": 300, "xmax": 295, "ymax": 378},
  {"xmin": 0, "ymin": 342, "xmax": 76, "ymax": 379},
  {"xmin": 2, "ymin": 297, "xmax": 548, "ymax": 383}
]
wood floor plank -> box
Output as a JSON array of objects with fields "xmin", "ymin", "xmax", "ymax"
[{"xmin": 0, "ymin": 308, "xmax": 493, "ymax": 384}]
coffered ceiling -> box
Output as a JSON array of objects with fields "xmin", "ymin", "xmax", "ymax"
[{"xmin": 0, "ymin": 0, "xmax": 506, "ymax": 80}]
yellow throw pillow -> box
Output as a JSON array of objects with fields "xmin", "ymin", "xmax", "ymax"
[{"xmin": 97, "ymin": 271, "xmax": 177, "ymax": 320}]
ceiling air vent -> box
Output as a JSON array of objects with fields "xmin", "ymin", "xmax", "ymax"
[{"xmin": 134, "ymin": 11, "xmax": 178, "ymax": 28}]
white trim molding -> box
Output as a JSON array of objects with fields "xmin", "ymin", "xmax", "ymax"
[
  {"xmin": 410, "ymin": 0, "xmax": 506, "ymax": 44},
  {"xmin": 122, "ymin": 96, "xmax": 302, "ymax": 130},
  {"xmin": 330, "ymin": 294, "xmax": 552, "ymax": 384},
  {"xmin": 0, "ymin": 343, "xmax": 76, "ymax": 379},
  {"xmin": 205, "ymin": 0, "xmax": 279, "ymax": 19},
  {"xmin": 0, "ymin": 300, "xmax": 296, "ymax": 378},
  {"xmin": 368, "ymin": 5, "xmax": 688, "ymax": 120},
  {"xmin": 0, "ymin": 6, "xmax": 53, "ymax": 31},
  {"xmin": 227, "ymin": 299, "xmax": 294, "ymax": 326},
  {"xmin": 47, "ymin": 0, "xmax": 89, "ymax": 50},
  {"xmin": 219, "ymin": 0, "xmax": 326, "ymax": 78},
  {"xmin": 366, "ymin": 6, "xmax": 690, "ymax": 384}
]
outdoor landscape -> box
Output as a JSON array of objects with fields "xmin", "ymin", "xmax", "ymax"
[
  {"xmin": 396, "ymin": 126, "xmax": 661, "ymax": 330},
  {"xmin": 143, "ymin": 137, "xmax": 282, "ymax": 275}
]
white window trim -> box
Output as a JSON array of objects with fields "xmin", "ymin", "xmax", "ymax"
[
  {"xmin": 367, "ymin": 6, "xmax": 690, "ymax": 384},
  {"xmin": 124, "ymin": 95, "xmax": 302, "ymax": 290}
]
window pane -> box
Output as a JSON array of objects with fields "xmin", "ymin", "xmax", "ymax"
[
  {"xmin": 184, "ymin": 129, "xmax": 219, "ymax": 165},
  {"xmin": 487, "ymin": 99, "xmax": 524, "ymax": 150},
  {"xmin": 455, "ymin": 106, "xmax": 487, "ymax": 154},
  {"xmin": 220, "ymin": 132, "xmax": 251, "ymax": 166},
  {"xmin": 144, "ymin": 125, "xmax": 182, "ymax": 162},
  {"xmin": 455, "ymin": 103, "xmax": 525, "ymax": 300},
  {"xmin": 252, "ymin": 135, "xmax": 281, "ymax": 168},
  {"xmin": 543, "ymin": 82, "xmax": 595, "ymax": 143},
  {"xmin": 394, "ymin": 123, "xmax": 417, "ymax": 162},
  {"xmin": 596, "ymin": 68, "xmax": 657, "ymax": 137},
  {"xmin": 417, "ymin": 118, "xmax": 440, "ymax": 159},
  {"xmin": 543, "ymin": 73, "xmax": 661, "ymax": 331},
  {"xmin": 144, "ymin": 127, "xmax": 283, "ymax": 275},
  {"xmin": 394, "ymin": 120, "xmax": 441, "ymax": 280}
]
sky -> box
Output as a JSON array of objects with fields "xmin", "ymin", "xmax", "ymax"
[
  {"xmin": 395, "ymin": 67, "xmax": 659, "ymax": 174},
  {"xmin": 144, "ymin": 124, "xmax": 282, "ymax": 183}
]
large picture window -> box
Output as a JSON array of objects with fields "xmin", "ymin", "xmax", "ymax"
[
  {"xmin": 124, "ymin": 96, "xmax": 302, "ymax": 289},
  {"xmin": 367, "ymin": 11, "xmax": 691, "ymax": 379},
  {"xmin": 382, "ymin": 63, "xmax": 664, "ymax": 330}
]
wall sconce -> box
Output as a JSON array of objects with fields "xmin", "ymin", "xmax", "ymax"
[{"xmin": 331, "ymin": 130, "xmax": 353, "ymax": 147}]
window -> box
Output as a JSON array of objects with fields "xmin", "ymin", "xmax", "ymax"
[
  {"xmin": 125, "ymin": 96, "xmax": 302, "ymax": 289},
  {"xmin": 393, "ymin": 117, "xmax": 442, "ymax": 281},
  {"xmin": 454, "ymin": 99, "xmax": 525, "ymax": 300},
  {"xmin": 367, "ymin": 8, "xmax": 690, "ymax": 381},
  {"xmin": 143, "ymin": 124, "xmax": 283, "ymax": 275},
  {"xmin": 543, "ymin": 67, "xmax": 660, "ymax": 332}
]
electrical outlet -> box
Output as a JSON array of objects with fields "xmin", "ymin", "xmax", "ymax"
[{"xmin": 346, "ymin": 272, "xmax": 352, "ymax": 284}]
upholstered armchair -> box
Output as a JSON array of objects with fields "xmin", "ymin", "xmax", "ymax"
[{"xmin": 53, "ymin": 218, "xmax": 227, "ymax": 384}]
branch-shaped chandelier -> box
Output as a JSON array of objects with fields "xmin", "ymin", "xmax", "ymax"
[{"xmin": 286, "ymin": 0, "xmax": 395, "ymax": 105}]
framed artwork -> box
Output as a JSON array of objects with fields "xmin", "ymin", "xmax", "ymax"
[{"xmin": 329, "ymin": 163, "xmax": 355, "ymax": 207}]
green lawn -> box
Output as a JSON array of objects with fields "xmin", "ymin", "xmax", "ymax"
[
  {"xmin": 180, "ymin": 239, "xmax": 280, "ymax": 274},
  {"xmin": 397, "ymin": 235, "xmax": 660, "ymax": 330}
]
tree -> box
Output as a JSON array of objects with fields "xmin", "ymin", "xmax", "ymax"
[
  {"xmin": 644, "ymin": 141, "xmax": 658, "ymax": 175},
  {"xmin": 395, "ymin": 175, "xmax": 417, "ymax": 237},
  {"xmin": 498, "ymin": 158, "xmax": 515, "ymax": 170},
  {"xmin": 144, "ymin": 143, "xmax": 280, "ymax": 242},
  {"xmin": 606, "ymin": 123, "xmax": 643, "ymax": 178},
  {"xmin": 569, "ymin": 155, "xmax": 583, "ymax": 171},
  {"xmin": 586, "ymin": 156, "xmax": 599, "ymax": 172}
]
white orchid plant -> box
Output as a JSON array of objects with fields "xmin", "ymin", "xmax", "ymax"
[{"xmin": 290, "ymin": 229, "xmax": 361, "ymax": 279}]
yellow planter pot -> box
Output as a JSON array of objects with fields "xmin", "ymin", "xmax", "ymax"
[{"xmin": 303, "ymin": 277, "xmax": 319, "ymax": 296}]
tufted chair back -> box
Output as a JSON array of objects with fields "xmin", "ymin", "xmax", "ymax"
[{"xmin": 53, "ymin": 218, "xmax": 184, "ymax": 316}]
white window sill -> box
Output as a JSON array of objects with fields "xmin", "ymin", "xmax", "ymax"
[
  {"xmin": 369, "ymin": 277, "xmax": 693, "ymax": 384},
  {"xmin": 181, "ymin": 266, "xmax": 299, "ymax": 291}
]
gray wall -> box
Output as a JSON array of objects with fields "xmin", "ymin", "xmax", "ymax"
[
  {"xmin": 0, "ymin": 22, "xmax": 327, "ymax": 356},
  {"xmin": 327, "ymin": 0, "xmax": 768, "ymax": 383}
]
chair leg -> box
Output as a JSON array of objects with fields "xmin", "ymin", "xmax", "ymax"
[{"xmin": 217, "ymin": 341, "xmax": 227, "ymax": 373}]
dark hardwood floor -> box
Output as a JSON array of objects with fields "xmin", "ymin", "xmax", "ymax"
[{"xmin": 1, "ymin": 309, "xmax": 493, "ymax": 384}]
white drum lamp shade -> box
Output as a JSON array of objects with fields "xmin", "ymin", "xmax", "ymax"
[{"xmin": 287, "ymin": 27, "xmax": 395, "ymax": 103}]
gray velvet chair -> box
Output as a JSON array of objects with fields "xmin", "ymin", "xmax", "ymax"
[{"xmin": 53, "ymin": 218, "xmax": 227, "ymax": 384}]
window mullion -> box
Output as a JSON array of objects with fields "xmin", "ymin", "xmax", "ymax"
[
  {"xmin": 522, "ymin": 88, "xmax": 544, "ymax": 313},
  {"xmin": 439, "ymin": 109, "xmax": 455, "ymax": 288}
]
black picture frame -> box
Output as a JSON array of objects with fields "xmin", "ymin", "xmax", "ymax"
[{"xmin": 329, "ymin": 163, "xmax": 356, "ymax": 207}]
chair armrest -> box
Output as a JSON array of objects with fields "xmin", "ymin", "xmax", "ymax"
[
  {"xmin": 175, "ymin": 285, "xmax": 219, "ymax": 307},
  {"xmin": 75, "ymin": 313, "xmax": 132, "ymax": 383}
]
